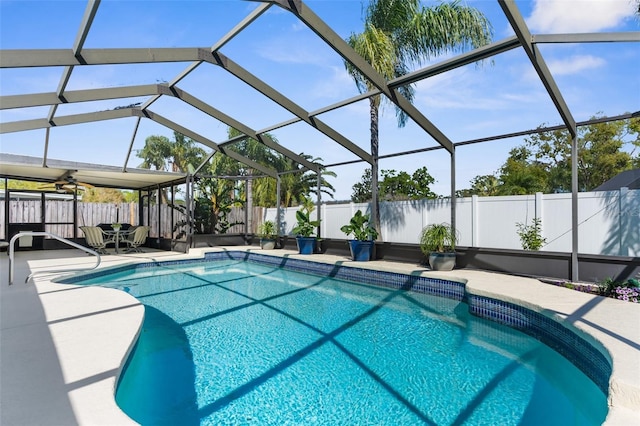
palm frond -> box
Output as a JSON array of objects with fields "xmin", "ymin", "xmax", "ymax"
[
  {"xmin": 402, "ymin": 1, "xmax": 493, "ymax": 66},
  {"xmin": 367, "ymin": 0, "xmax": 420, "ymax": 32}
]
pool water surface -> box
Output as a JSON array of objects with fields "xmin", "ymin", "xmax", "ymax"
[{"xmin": 78, "ymin": 259, "xmax": 607, "ymax": 425}]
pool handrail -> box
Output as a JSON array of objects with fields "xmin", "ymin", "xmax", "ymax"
[{"xmin": 8, "ymin": 231, "xmax": 101, "ymax": 285}]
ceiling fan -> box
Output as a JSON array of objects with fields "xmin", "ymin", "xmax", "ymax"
[{"xmin": 38, "ymin": 175, "xmax": 94, "ymax": 194}]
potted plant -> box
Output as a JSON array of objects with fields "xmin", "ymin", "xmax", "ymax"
[
  {"xmin": 340, "ymin": 210, "xmax": 378, "ymax": 261},
  {"xmin": 257, "ymin": 220, "xmax": 277, "ymax": 250},
  {"xmin": 292, "ymin": 197, "xmax": 320, "ymax": 255},
  {"xmin": 419, "ymin": 223, "xmax": 458, "ymax": 271}
]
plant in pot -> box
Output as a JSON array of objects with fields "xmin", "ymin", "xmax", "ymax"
[
  {"xmin": 292, "ymin": 197, "xmax": 320, "ymax": 255},
  {"xmin": 419, "ymin": 223, "xmax": 458, "ymax": 271},
  {"xmin": 257, "ymin": 220, "xmax": 277, "ymax": 250},
  {"xmin": 340, "ymin": 210, "xmax": 378, "ymax": 261}
]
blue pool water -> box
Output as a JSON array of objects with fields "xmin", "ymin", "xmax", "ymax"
[{"xmin": 78, "ymin": 259, "xmax": 607, "ymax": 425}]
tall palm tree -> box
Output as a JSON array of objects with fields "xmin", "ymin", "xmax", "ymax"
[
  {"xmin": 345, "ymin": 0, "xmax": 493, "ymax": 234},
  {"xmin": 137, "ymin": 132, "xmax": 205, "ymax": 173}
]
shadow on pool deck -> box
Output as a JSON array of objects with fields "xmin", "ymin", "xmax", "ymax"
[{"xmin": 0, "ymin": 275, "xmax": 78, "ymax": 425}]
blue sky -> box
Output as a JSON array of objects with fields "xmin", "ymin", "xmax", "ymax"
[{"xmin": 1, "ymin": 0, "xmax": 638, "ymax": 200}]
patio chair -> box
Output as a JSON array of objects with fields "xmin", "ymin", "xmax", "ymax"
[
  {"xmin": 121, "ymin": 226, "xmax": 150, "ymax": 253},
  {"xmin": 80, "ymin": 226, "xmax": 115, "ymax": 254}
]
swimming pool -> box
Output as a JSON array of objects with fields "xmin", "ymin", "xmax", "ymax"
[{"xmin": 70, "ymin": 252, "xmax": 609, "ymax": 425}]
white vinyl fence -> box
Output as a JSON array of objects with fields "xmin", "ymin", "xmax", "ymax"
[{"xmin": 261, "ymin": 188, "xmax": 639, "ymax": 257}]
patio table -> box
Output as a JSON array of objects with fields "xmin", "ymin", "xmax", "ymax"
[{"xmin": 104, "ymin": 229, "xmax": 132, "ymax": 254}]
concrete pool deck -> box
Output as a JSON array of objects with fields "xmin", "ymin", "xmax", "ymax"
[{"xmin": 1, "ymin": 247, "xmax": 638, "ymax": 425}]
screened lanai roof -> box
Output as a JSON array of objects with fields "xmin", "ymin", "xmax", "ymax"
[{"xmin": 0, "ymin": 0, "xmax": 639, "ymax": 196}]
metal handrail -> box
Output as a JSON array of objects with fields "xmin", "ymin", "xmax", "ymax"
[{"xmin": 8, "ymin": 231, "xmax": 101, "ymax": 285}]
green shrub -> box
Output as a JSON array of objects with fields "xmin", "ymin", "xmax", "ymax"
[
  {"xmin": 292, "ymin": 197, "xmax": 320, "ymax": 238},
  {"xmin": 258, "ymin": 220, "xmax": 277, "ymax": 239},
  {"xmin": 516, "ymin": 218, "xmax": 546, "ymax": 251},
  {"xmin": 340, "ymin": 210, "xmax": 378, "ymax": 241},
  {"xmin": 419, "ymin": 223, "xmax": 457, "ymax": 254}
]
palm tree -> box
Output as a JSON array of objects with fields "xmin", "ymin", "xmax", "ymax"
[
  {"xmin": 137, "ymin": 132, "xmax": 205, "ymax": 173},
  {"xmin": 171, "ymin": 132, "xmax": 207, "ymax": 173},
  {"xmin": 208, "ymin": 128, "xmax": 280, "ymax": 208},
  {"xmin": 208, "ymin": 129, "xmax": 336, "ymax": 207},
  {"xmin": 137, "ymin": 135, "xmax": 172, "ymax": 171},
  {"xmin": 345, "ymin": 0, "xmax": 493, "ymax": 234},
  {"xmin": 137, "ymin": 132, "xmax": 206, "ymax": 203},
  {"xmin": 276, "ymin": 154, "xmax": 336, "ymax": 207}
]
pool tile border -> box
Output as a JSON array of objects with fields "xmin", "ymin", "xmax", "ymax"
[
  {"xmin": 467, "ymin": 295, "xmax": 611, "ymax": 395},
  {"xmin": 211, "ymin": 251, "xmax": 467, "ymax": 300},
  {"xmin": 60, "ymin": 250, "xmax": 611, "ymax": 397}
]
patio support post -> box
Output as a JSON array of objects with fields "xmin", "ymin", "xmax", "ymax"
[
  {"xmin": 276, "ymin": 174, "xmax": 282, "ymax": 241},
  {"xmin": 371, "ymin": 148, "xmax": 380, "ymax": 241},
  {"xmin": 186, "ymin": 174, "xmax": 193, "ymax": 251},
  {"xmin": 137, "ymin": 191, "xmax": 143, "ymax": 227},
  {"xmin": 73, "ymin": 190, "xmax": 78, "ymax": 239},
  {"xmin": 170, "ymin": 184, "xmax": 175, "ymax": 243},
  {"xmin": 450, "ymin": 147, "xmax": 456, "ymax": 235},
  {"xmin": 571, "ymin": 130, "xmax": 579, "ymax": 281},
  {"xmin": 156, "ymin": 185, "xmax": 161, "ymax": 246},
  {"xmin": 40, "ymin": 193, "xmax": 45, "ymax": 237},
  {"xmin": 316, "ymin": 170, "xmax": 321, "ymax": 239},
  {"xmin": 245, "ymin": 177, "xmax": 250, "ymax": 244},
  {"xmin": 3, "ymin": 178, "xmax": 8, "ymax": 241}
]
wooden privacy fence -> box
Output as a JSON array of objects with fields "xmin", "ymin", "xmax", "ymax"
[{"xmin": 0, "ymin": 200, "xmax": 139, "ymax": 239}]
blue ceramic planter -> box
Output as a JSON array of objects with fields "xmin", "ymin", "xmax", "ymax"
[
  {"xmin": 348, "ymin": 240, "xmax": 374, "ymax": 261},
  {"xmin": 296, "ymin": 236, "xmax": 316, "ymax": 255}
]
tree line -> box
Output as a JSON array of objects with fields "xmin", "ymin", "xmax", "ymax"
[
  {"xmin": 349, "ymin": 116, "xmax": 639, "ymax": 202},
  {"xmin": 458, "ymin": 116, "xmax": 639, "ymax": 197}
]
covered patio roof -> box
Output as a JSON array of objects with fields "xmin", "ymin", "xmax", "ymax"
[{"xmin": 0, "ymin": 153, "xmax": 184, "ymax": 190}]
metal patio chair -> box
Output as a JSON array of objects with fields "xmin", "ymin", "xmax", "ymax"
[
  {"xmin": 121, "ymin": 226, "xmax": 150, "ymax": 253},
  {"xmin": 80, "ymin": 226, "xmax": 115, "ymax": 254}
]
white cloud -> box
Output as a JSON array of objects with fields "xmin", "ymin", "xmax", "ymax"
[
  {"xmin": 527, "ymin": 0, "xmax": 635, "ymax": 33},
  {"xmin": 310, "ymin": 65, "xmax": 357, "ymax": 100},
  {"xmin": 413, "ymin": 68, "xmax": 540, "ymax": 111},
  {"xmin": 520, "ymin": 54, "xmax": 606, "ymax": 81},
  {"xmin": 255, "ymin": 37, "xmax": 333, "ymax": 67},
  {"xmin": 546, "ymin": 54, "xmax": 606, "ymax": 75}
]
